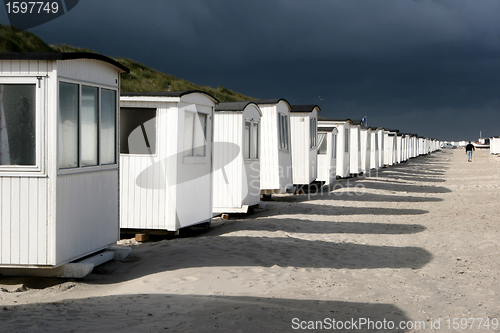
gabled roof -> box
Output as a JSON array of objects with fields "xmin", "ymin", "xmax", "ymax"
[
  {"xmin": 121, "ymin": 90, "xmax": 219, "ymax": 103},
  {"xmin": 0, "ymin": 52, "xmax": 130, "ymax": 73},
  {"xmin": 350, "ymin": 119, "xmax": 364, "ymax": 126},
  {"xmin": 290, "ymin": 104, "xmax": 321, "ymax": 112},
  {"xmin": 253, "ymin": 98, "xmax": 292, "ymax": 110},
  {"xmin": 215, "ymin": 101, "xmax": 262, "ymax": 116}
]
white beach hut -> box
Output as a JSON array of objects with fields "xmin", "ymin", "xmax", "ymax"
[
  {"xmin": 290, "ymin": 105, "xmax": 319, "ymax": 187},
  {"xmin": 318, "ymin": 119, "xmax": 352, "ymax": 178},
  {"xmin": 0, "ymin": 52, "xmax": 129, "ymax": 277},
  {"xmin": 349, "ymin": 120, "xmax": 363, "ymax": 175},
  {"xmin": 212, "ymin": 101, "xmax": 262, "ymax": 214},
  {"xmin": 256, "ymin": 99, "xmax": 294, "ymax": 196},
  {"xmin": 384, "ymin": 129, "xmax": 398, "ymax": 166},
  {"xmin": 376, "ymin": 128, "xmax": 385, "ymax": 168},
  {"xmin": 396, "ymin": 133, "xmax": 403, "ymax": 164},
  {"xmin": 119, "ymin": 91, "xmax": 218, "ymax": 233},
  {"xmin": 369, "ymin": 127, "xmax": 382, "ymax": 170},
  {"xmin": 490, "ymin": 137, "xmax": 500, "ymax": 154},
  {"xmin": 360, "ymin": 126, "xmax": 372, "ymax": 173},
  {"xmin": 316, "ymin": 126, "xmax": 338, "ymax": 186}
]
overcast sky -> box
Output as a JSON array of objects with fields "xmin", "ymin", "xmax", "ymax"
[{"xmin": 2, "ymin": 0, "xmax": 499, "ymax": 141}]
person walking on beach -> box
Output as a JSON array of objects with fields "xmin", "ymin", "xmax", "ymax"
[{"xmin": 465, "ymin": 141, "xmax": 475, "ymax": 162}]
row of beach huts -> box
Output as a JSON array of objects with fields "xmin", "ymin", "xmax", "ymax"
[{"xmin": 0, "ymin": 53, "xmax": 439, "ymax": 277}]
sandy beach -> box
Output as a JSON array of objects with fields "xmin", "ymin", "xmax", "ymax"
[{"xmin": 1, "ymin": 148, "xmax": 499, "ymax": 332}]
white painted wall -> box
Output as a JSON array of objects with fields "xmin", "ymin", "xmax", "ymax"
[
  {"xmin": 259, "ymin": 101, "xmax": 293, "ymax": 194},
  {"xmin": 290, "ymin": 110, "xmax": 318, "ymax": 185},
  {"xmin": 0, "ymin": 57, "xmax": 123, "ymax": 268},
  {"xmin": 212, "ymin": 104, "xmax": 261, "ymax": 213}
]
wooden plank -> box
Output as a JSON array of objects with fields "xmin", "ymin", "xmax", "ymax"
[
  {"xmin": 0, "ymin": 178, "xmax": 11, "ymax": 264},
  {"xmin": 10, "ymin": 178, "xmax": 20, "ymax": 264},
  {"xmin": 37, "ymin": 179, "xmax": 47, "ymax": 265},
  {"xmin": 28, "ymin": 178, "xmax": 38, "ymax": 265}
]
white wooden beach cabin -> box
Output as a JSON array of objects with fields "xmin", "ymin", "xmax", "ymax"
[
  {"xmin": 120, "ymin": 91, "xmax": 218, "ymax": 233},
  {"xmin": 349, "ymin": 119, "xmax": 364, "ymax": 175},
  {"xmin": 490, "ymin": 137, "xmax": 500, "ymax": 154},
  {"xmin": 370, "ymin": 127, "xmax": 382, "ymax": 170},
  {"xmin": 213, "ymin": 101, "xmax": 262, "ymax": 214},
  {"xmin": 360, "ymin": 126, "xmax": 371, "ymax": 173},
  {"xmin": 384, "ymin": 129, "xmax": 398, "ymax": 166},
  {"xmin": 290, "ymin": 105, "xmax": 319, "ymax": 186},
  {"xmin": 256, "ymin": 99, "xmax": 294, "ymax": 195},
  {"xmin": 316, "ymin": 126, "xmax": 338, "ymax": 186},
  {"xmin": 0, "ymin": 52, "xmax": 129, "ymax": 277},
  {"xmin": 396, "ymin": 134, "xmax": 403, "ymax": 164},
  {"xmin": 376, "ymin": 128, "xmax": 385, "ymax": 168},
  {"xmin": 318, "ymin": 119, "xmax": 352, "ymax": 178}
]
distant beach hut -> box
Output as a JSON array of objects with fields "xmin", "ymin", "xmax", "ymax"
[
  {"xmin": 255, "ymin": 99, "xmax": 294, "ymax": 195},
  {"xmin": 212, "ymin": 101, "xmax": 262, "ymax": 214},
  {"xmin": 396, "ymin": 133, "xmax": 403, "ymax": 164},
  {"xmin": 360, "ymin": 126, "xmax": 372, "ymax": 173},
  {"xmin": 349, "ymin": 119, "xmax": 363, "ymax": 175},
  {"xmin": 490, "ymin": 137, "xmax": 500, "ymax": 154},
  {"xmin": 384, "ymin": 129, "xmax": 399, "ymax": 166},
  {"xmin": 119, "ymin": 91, "xmax": 218, "ymax": 233},
  {"xmin": 376, "ymin": 128, "xmax": 385, "ymax": 168},
  {"xmin": 290, "ymin": 105, "xmax": 320, "ymax": 187},
  {"xmin": 370, "ymin": 127, "xmax": 382, "ymax": 170},
  {"xmin": 316, "ymin": 126, "xmax": 338, "ymax": 186},
  {"xmin": 318, "ymin": 119, "xmax": 352, "ymax": 178},
  {"xmin": 0, "ymin": 52, "xmax": 129, "ymax": 277}
]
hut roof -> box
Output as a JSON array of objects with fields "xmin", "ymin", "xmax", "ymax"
[
  {"xmin": 318, "ymin": 126, "xmax": 336, "ymax": 132},
  {"xmin": 121, "ymin": 90, "xmax": 219, "ymax": 103},
  {"xmin": 290, "ymin": 105, "xmax": 321, "ymax": 112},
  {"xmin": 0, "ymin": 52, "xmax": 129, "ymax": 72}
]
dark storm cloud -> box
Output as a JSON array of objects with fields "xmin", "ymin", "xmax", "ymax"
[{"xmin": 2, "ymin": 0, "xmax": 499, "ymax": 140}]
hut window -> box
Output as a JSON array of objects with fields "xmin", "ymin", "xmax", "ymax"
[
  {"xmin": 317, "ymin": 133, "xmax": 327, "ymax": 155},
  {"xmin": 252, "ymin": 122, "xmax": 259, "ymax": 159},
  {"xmin": 278, "ymin": 113, "xmax": 289, "ymax": 151},
  {"xmin": 59, "ymin": 82, "xmax": 119, "ymax": 169},
  {"xmin": 309, "ymin": 118, "xmax": 317, "ymax": 149},
  {"xmin": 81, "ymin": 86, "xmax": 99, "ymax": 166},
  {"xmin": 59, "ymin": 82, "xmax": 79, "ymax": 168},
  {"xmin": 0, "ymin": 84, "xmax": 36, "ymax": 166},
  {"xmin": 244, "ymin": 121, "xmax": 259, "ymax": 160},
  {"xmin": 244, "ymin": 121, "xmax": 251, "ymax": 159},
  {"xmin": 120, "ymin": 107, "xmax": 156, "ymax": 155},
  {"xmin": 344, "ymin": 129, "xmax": 349, "ymax": 153},
  {"xmin": 101, "ymin": 89, "xmax": 116, "ymax": 164},
  {"xmin": 332, "ymin": 134, "xmax": 337, "ymax": 159},
  {"xmin": 184, "ymin": 111, "xmax": 207, "ymax": 157}
]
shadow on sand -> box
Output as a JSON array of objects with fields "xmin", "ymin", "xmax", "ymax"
[{"xmin": 0, "ymin": 294, "xmax": 413, "ymax": 332}]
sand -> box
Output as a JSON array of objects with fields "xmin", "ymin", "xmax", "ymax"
[{"xmin": 1, "ymin": 148, "xmax": 499, "ymax": 332}]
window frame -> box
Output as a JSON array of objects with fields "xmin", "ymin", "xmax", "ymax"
[
  {"xmin": 0, "ymin": 76, "xmax": 45, "ymax": 176},
  {"xmin": 183, "ymin": 110, "xmax": 210, "ymax": 164},
  {"xmin": 57, "ymin": 79, "xmax": 119, "ymax": 175},
  {"xmin": 243, "ymin": 118, "xmax": 260, "ymax": 162},
  {"xmin": 277, "ymin": 112, "xmax": 290, "ymax": 152},
  {"xmin": 119, "ymin": 107, "xmax": 158, "ymax": 156}
]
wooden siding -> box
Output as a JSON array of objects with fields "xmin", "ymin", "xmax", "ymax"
[
  {"xmin": 0, "ymin": 177, "xmax": 49, "ymax": 266},
  {"xmin": 57, "ymin": 59, "xmax": 119, "ymax": 87},
  {"xmin": 0, "ymin": 60, "xmax": 50, "ymax": 75},
  {"xmin": 56, "ymin": 170, "xmax": 119, "ymax": 265},
  {"xmin": 213, "ymin": 112, "xmax": 243, "ymax": 210}
]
